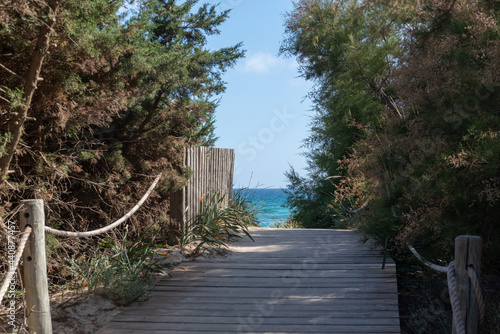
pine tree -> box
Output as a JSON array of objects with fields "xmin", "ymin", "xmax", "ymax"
[{"xmin": 0, "ymin": 0, "xmax": 244, "ymax": 238}]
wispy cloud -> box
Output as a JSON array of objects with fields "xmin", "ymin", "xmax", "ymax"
[{"xmin": 241, "ymin": 52, "xmax": 294, "ymax": 74}]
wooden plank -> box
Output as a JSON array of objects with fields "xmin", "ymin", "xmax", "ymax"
[
  {"xmin": 140, "ymin": 297, "xmax": 399, "ymax": 309},
  {"xmin": 98, "ymin": 322, "xmax": 400, "ymax": 333},
  {"xmin": 99, "ymin": 330, "xmax": 397, "ymax": 334},
  {"xmin": 97, "ymin": 228, "xmax": 400, "ymax": 334},
  {"xmin": 176, "ymin": 262, "xmax": 393, "ymax": 269},
  {"xmin": 158, "ymin": 281, "xmax": 397, "ymax": 289},
  {"xmin": 166, "ymin": 269, "xmax": 395, "ymax": 279},
  {"xmin": 111, "ymin": 315, "xmax": 400, "ymax": 326},
  {"xmin": 153, "ymin": 285, "xmax": 395, "ymax": 294},
  {"xmin": 122, "ymin": 300, "xmax": 399, "ymax": 312},
  {"xmin": 114, "ymin": 309, "xmax": 399, "ymax": 319},
  {"xmin": 99, "ymin": 330, "xmax": 395, "ymax": 334}
]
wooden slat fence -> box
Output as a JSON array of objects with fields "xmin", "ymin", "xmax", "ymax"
[{"xmin": 170, "ymin": 146, "xmax": 235, "ymax": 235}]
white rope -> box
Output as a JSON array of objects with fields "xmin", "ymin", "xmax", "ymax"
[
  {"xmin": 0, "ymin": 226, "xmax": 32, "ymax": 304},
  {"xmin": 406, "ymin": 242, "xmax": 448, "ymax": 273},
  {"xmin": 448, "ymin": 261, "xmax": 466, "ymax": 334},
  {"xmin": 467, "ymin": 265, "xmax": 485, "ymax": 325},
  {"xmin": 44, "ymin": 175, "xmax": 161, "ymax": 238},
  {"xmin": 347, "ymin": 199, "xmax": 369, "ymax": 213}
]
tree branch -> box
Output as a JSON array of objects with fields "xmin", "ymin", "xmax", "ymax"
[
  {"xmin": 369, "ymin": 81, "xmax": 403, "ymax": 119},
  {"xmin": 0, "ymin": 95, "xmax": 11, "ymax": 104},
  {"xmin": 0, "ymin": 63, "xmax": 25, "ymax": 81}
]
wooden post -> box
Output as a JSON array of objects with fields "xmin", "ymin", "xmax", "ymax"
[
  {"xmin": 20, "ymin": 199, "xmax": 52, "ymax": 334},
  {"xmin": 453, "ymin": 235, "xmax": 482, "ymax": 334}
]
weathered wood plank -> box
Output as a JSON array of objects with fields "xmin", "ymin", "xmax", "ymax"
[
  {"xmin": 194, "ymin": 257, "xmax": 388, "ymax": 264},
  {"xmin": 99, "ymin": 322, "xmax": 400, "ymax": 333},
  {"xmin": 97, "ymin": 228, "xmax": 400, "ymax": 334},
  {"xmin": 158, "ymin": 280, "xmax": 397, "ymax": 288},
  {"xmin": 99, "ymin": 330, "xmax": 397, "ymax": 334},
  {"xmin": 176, "ymin": 262, "xmax": 393, "ymax": 269},
  {"xmin": 111, "ymin": 315, "xmax": 401, "ymax": 326},
  {"xmin": 123, "ymin": 300, "xmax": 399, "ymax": 312},
  {"xmin": 166, "ymin": 269, "xmax": 395, "ymax": 279},
  {"xmin": 99, "ymin": 330, "xmax": 394, "ymax": 334},
  {"xmin": 142, "ymin": 296, "xmax": 399, "ymax": 307},
  {"xmin": 116, "ymin": 308, "xmax": 398, "ymax": 318}
]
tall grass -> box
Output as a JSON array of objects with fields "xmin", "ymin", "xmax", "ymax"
[
  {"xmin": 180, "ymin": 191, "xmax": 255, "ymax": 255},
  {"xmin": 231, "ymin": 188, "xmax": 261, "ymax": 227},
  {"xmin": 67, "ymin": 225, "xmax": 165, "ymax": 305}
]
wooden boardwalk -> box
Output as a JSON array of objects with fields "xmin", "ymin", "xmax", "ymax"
[{"xmin": 97, "ymin": 228, "xmax": 400, "ymax": 334}]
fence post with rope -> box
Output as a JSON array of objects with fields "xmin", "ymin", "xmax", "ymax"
[
  {"xmin": 408, "ymin": 235, "xmax": 483, "ymax": 334},
  {"xmin": 1, "ymin": 175, "xmax": 161, "ymax": 333},
  {"xmin": 20, "ymin": 199, "xmax": 52, "ymax": 334}
]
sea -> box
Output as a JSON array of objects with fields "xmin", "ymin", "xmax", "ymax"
[{"xmin": 233, "ymin": 188, "xmax": 292, "ymax": 228}]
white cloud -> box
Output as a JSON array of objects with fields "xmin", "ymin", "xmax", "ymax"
[{"xmin": 242, "ymin": 52, "xmax": 292, "ymax": 74}]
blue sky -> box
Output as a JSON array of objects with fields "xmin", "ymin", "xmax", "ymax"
[{"xmin": 203, "ymin": 0, "xmax": 314, "ymax": 189}]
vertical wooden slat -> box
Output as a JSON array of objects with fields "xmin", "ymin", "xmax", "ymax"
[
  {"xmin": 192, "ymin": 147, "xmax": 197, "ymax": 223},
  {"xmin": 170, "ymin": 147, "xmax": 235, "ymax": 234},
  {"xmin": 228, "ymin": 149, "xmax": 234, "ymax": 203},
  {"xmin": 214, "ymin": 148, "xmax": 218, "ymax": 201},
  {"xmin": 183, "ymin": 146, "xmax": 188, "ymax": 226}
]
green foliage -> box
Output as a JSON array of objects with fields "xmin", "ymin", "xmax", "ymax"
[
  {"xmin": 180, "ymin": 192, "xmax": 254, "ymax": 255},
  {"xmin": 281, "ymin": 0, "xmax": 500, "ymax": 272},
  {"xmin": 280, "ymin": 0, "xmax": 401, "ymax": 227},
  {"xmin": 0, "ymin": 132, "xmax": 13, "ymax": 158},
  {"xmin": 66, "ymin": 225, "xmax": 165, "ymax": 305},
  {"xmin": 45, "ymin": 233, "xmax": 60, "ymax": 259}
]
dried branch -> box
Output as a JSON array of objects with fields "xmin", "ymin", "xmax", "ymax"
[
  {"xmin": 369, "ymin": 81, "xmax": 404, "ymax": 119},
  {"xmin": 0, "ymin": 63, "xmax": 25, "ymax": 81},
  {"xmin": 0, "ymin": 96, "xmax": 11, "ymax": 104}
]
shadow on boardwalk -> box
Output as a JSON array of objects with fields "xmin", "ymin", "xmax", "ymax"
[{"xmin": 97, "ymin": 227, "xmax": 400, "ymax": 334}]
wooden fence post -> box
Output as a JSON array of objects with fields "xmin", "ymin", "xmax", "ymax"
[
  {"xmin": 453, "ymin": 235, "xmax": 482, "ymax": 334},
  {"xmin": 20, "ymin": 199, "xmax": 52, "ymax": 334}
]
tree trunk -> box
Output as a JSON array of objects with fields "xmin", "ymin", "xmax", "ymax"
[{"xmin": 0, "ymin": 0, "xmax": 61, "ymax": 181}]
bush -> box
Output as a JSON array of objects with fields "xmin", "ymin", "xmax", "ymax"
[{"xmin": 180, "ymin": 192, "xmax": 254, "ymax": 255}]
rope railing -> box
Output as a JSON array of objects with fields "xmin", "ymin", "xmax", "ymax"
[
  {"xmin": 467, "ymin": 264, "xmax": 486, "ymax": 325},
  {"xmin": 0, "ymin": 226, "xmax": 32, "ymax": 304},
  {"xmin": 447, "ymin": 261, "xmax": 466, "ymax": 334},
  {"xmin": 44, "ymin": 174, "xmax": 161, "ymax": 238},
  {"xmin": 346, "ymin": 199, "xmax": 370, "ymax": 213},
  {"xmin": 407, "ymin": 239, "xmax": 484, "ymax": 334},
  {"xmin": 1, "ymin": 175, "xmax": 162, "ymax": 333},
  {"xmin": 406, "ymin": 241, "xmax": 448, "ymax": 273}
]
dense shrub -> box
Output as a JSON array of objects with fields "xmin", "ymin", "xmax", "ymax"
[{"xmin": 281, "ymin": 0, "xmax": 500, "ymax": 271}]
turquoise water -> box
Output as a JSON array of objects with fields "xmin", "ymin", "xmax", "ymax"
[{"xmin": 233, "ymin": 188, "xmax": 291, "ymax": 227}]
